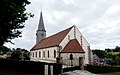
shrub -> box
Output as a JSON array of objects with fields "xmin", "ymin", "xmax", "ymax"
[
  {"xmin": 0, "ymin": 59, "xmax": 62, "ymax": 75},
  {"xmin": 86, "ymin": 65, "xmax": 120, "ymax": 73}
]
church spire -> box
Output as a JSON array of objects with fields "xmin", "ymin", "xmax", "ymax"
[
  {"xmin": 38, "ymin": 11, "xmax": 46, "ymax": 31},
  {"xmin": 36, "ymin": 11, "xmax": 46, "ymax": 43}
]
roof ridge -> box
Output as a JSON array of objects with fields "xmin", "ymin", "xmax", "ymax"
[{"xmin": 45, "ymin": 26, "xmax": 73, "ymax": 39}]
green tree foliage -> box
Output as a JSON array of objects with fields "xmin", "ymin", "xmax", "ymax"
[
  {"xmin": 113, "ymin": 46, "xmax": 120, "ymax": 52},
  {"xmin": 93, "ymin": 46, "xmax": 120, "ymax": 66},
  {"xmin": 92, "ymin": 49, "xmax": 107, "ymax": 58},
  {"xmin": 0, "ymin": 0, "xmax": 33, "ymax": 46},
  {"xmin": 105, "ymin": 48, "xmax": 112, "ymax": 52},
  {"xmin": 107, "ymin": 53, "xmax": 120, "ymax": 66},
  {"xmin": 11, "ymin": 49, "xmax": 21, "ymax": 60},
  {"xmin": 0, "ymin": 45, "xmax": 11, "ymax": 54},
  {"xmin": 105, "ymin": 46, "xmax": 120, "ymax": 52},
  {"xmin": 11, "ymin": 48, "xmax": 30, "ymax": 60}
]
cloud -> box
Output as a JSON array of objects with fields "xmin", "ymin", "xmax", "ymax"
[
  {"xmin": 4, "ymin": 0, "xmax": 120, "ymax": 50},
  {"xmin": 105, "ymin": 4, "xmax": 120, "ymax": 15}
]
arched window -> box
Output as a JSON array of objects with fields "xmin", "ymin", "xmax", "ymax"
[
  {"xmin": 54, "ymin": 50, "xmax": 56, "ymax": 58},
  {"xmin": 39, "ymin": 51, "xmax": 41, "ymax": 58},
  {"xmin": 70, "ymin": 53, "xmax": 73, "ymax": 60},
  {"xmin": 48, "ymin": 51, "xmax": 49, "ymax": 58}
]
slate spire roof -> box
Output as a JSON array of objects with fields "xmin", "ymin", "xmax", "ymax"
[{"xmin": 37, "ymin": 11, "xmax": 46, "ymax": 32}]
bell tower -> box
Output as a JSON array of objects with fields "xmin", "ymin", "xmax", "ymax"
[{"xmin": 36, "ymin": 11, "xmax": 46, "ymax": 43}]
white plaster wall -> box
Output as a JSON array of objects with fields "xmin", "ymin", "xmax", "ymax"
[
  {"xmin": 30, "ymin": 46, "xmax": 59, "ymax": 62},
  {"xmin": 59, "ymin": 27, "xmax": 74, "ymax": 51},
  {"xmin": 74, "ymin": 26, "xmax": 90, "ymax": 64},
  {"xmin": 59, "ymin": 26, "xmax": 91, "ymax": 64}
]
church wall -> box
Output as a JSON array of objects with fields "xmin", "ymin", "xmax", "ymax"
[
  {"xmin": 30, "ymin": 46, "xmax": 59, "ymax": 63},
  {"xmin": 59, "ymin": 26, "xmax": 91, "ymax": 65},
  {"xmin": 31, "ymin": 25, "xmax": 92, "ymax": 64},
  {"xmin": 75, "ymin": 26, "xmax": 90, "ymax": 64},
  {"xmin": 60, "ymin": 53, "xmax": 85, "ymax": 66},
  {"xmin": 59, "ymin": 27, "xmax": 74, "ymax": 51}
]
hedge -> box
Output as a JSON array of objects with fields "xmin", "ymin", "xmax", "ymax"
[
  {"xmin": 0, "ymin": 59, "xmax": 62, "ymax": 75},
  {"xmin": 86, "ymin": 64, "xmax": 120, "ymax": 73}
]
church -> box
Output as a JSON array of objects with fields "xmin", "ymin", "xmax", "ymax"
[{"xmin": 30, "ymin": 12, "xmax": 93, "ymax": 66}]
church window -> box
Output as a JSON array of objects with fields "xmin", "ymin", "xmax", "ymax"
[
  {"xmin": 54, "ymin": 50, "xmax": 56, "ymax": 58},
  {"xmin": 69, "ymin": 53, "xmax": 73, "ymax": 60},
  {"xmin": 36, "ymin": 52, "xmax": 37, "ymax": 57},
  {"xmin": 48, "ymin": 51, "xmax": 49, "ymax": 58},
  {"xmin": 43, "ymin": 51, "xmax": 45, "ymax": 57},
  {"xmin": 39, "ymin": 51, "xmax": 41, "ymax": 58},
  {"xmin": 41, "ymin": 34, "xmax": 44, "ymax": 37},
  {"xmin": 33, "ymin": 52, "xmax": 34, "ymax": 57}
]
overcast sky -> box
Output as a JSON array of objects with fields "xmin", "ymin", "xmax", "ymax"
[{"xmin": 5, "ymin": 0, "xmax": 120, "ymax": 50}]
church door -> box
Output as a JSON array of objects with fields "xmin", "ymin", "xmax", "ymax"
[
  {"xmin": 69, "ymin": 54, "xmax": 73, "ymax": 66},
  {"xmin": 79, "ymin": 57, "xmax": 84, "ymax": 70}
]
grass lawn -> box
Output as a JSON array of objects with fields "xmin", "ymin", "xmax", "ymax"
[
  {"xmin": 99, "ymin": 72, "xmax": 120, "ymax": 75},
  {"xmin": 0, "ymin": 55, "xmax": 6, "ymax": 59},
  {"xmin": 109, "ymin": 72, "xmax": 120, "ymax": 74}
]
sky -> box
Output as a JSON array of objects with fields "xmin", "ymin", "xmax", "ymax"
[{"xmin": 5, "ymin": 0, "xmax": 120, "ymax": 50}]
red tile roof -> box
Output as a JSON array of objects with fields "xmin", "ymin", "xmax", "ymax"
[
  {"xmin": 31, "ymin": 26, "xmax": 73, "ymax": 50},
  {"xmin": 61, "ymin": 39, "xmax": 85, "ymax": 53}
]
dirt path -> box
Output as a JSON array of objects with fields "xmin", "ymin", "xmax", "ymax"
[{"xmin": 62, "ymin": 70, "xmax": 96, "ymax": 75}]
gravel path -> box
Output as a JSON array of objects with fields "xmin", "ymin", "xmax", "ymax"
[{"xmin": 62, "ymin": 70, "xmax": 96, "ymax": 75}]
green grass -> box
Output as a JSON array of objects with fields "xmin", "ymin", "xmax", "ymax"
[
  {"xmin": 99, "ymin": 72, "xmax": 120, "ymax": 75},
  {"xmin": 110, "ymin": 72, "xmax": 120, "ymax": 74},
  {"xmin": 0, "ymin": 55, "xmax": 6, "ymax": 59},
  {"xmin": 108, "ymin": 52, "xmax": 120, "ymax": 55}
]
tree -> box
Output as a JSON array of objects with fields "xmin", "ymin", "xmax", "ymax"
[
  {"xmin": 11, "ymin": 48, "xmax": 30, "ymax": 60},
  {"xmin": 0, "ymin": 0, "xmax": 33, "ymax": 46},
  {"xmin": 0, "ymin": 45, "xmax": 11, "ymax": 54},
  {"xmin": 92, "ymin": 49, "xmax": 107, "ymax": 58},
  {"xmin": 105, "ymin": 48, "xmax": 112, "ymax": 52},
  {"xmin": 11, "ymin": 49, "xmax": 21, "ymax": 60},
  {"xmin": 113, "ymin": 46, "xmax": 120, "ymax": 52}
]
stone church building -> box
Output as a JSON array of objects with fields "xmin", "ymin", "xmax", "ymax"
[{"xmin": 30, "ymin": 12, "xmax": 93, "ymax": 66}]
